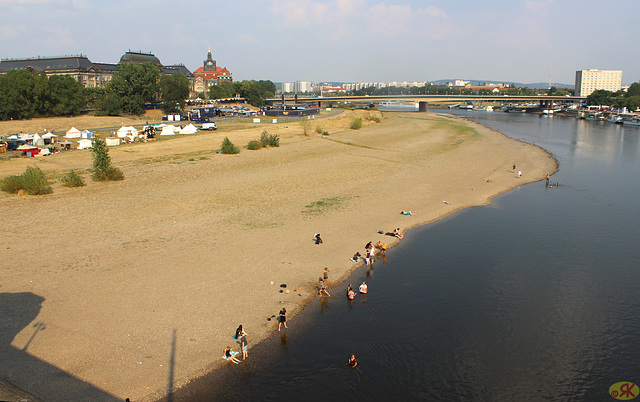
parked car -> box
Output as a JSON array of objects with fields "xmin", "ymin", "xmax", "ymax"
[{"xmin": 201, "ymin": 122, "xmax": 217, "ymax": 130}]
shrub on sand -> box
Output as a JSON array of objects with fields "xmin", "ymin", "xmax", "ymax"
[
  {"xmin": 247, "ymin": 140, "xmax": 262, "ymax": 150},
  {"xmin": 21, "ymin": 166, "xmax": 52, "ymax": 195},
  {"xmin": 260, "ymin": 131, "xmax": 279, "ymax": 147},
  {"xmin": 221, "ymin": 137, "xmax": 240, "ymax": 154},
  {"xmin": 62, "ymin": 170, "xmax": 86, "ymax": 187},
  {"xmin": 316, "ymin": 126, "xmax": 324, "ymax": 134},
  {"xmin": 1, "ymin": 175, "xmax": 24, "ymax": 194},
  {"xmin": 350, "ymin": 117, "xmax": 363, "ymax": 130}
]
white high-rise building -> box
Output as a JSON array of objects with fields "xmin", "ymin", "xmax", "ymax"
[{"xmin": 574, "ymin": 69, "xmax": 622, "ymax": 97}]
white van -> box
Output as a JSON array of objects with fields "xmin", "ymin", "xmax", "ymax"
[{"xmin": 201, "ymin": 122, "xmax": 217, "ymax": 130}]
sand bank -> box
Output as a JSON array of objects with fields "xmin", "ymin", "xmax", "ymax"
[{"xmin": 0, "ymin": 110, "xmax": 556, "ymax": 400}]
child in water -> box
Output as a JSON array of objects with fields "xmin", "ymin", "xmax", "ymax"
[{"xmin": 348, "ymin": 354, "xmax": 358, "ymax": 367}]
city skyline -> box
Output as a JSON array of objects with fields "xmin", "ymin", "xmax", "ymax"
[{"xmin": 2, "ymin": 0, "xmax": 639, "ymax": 85}]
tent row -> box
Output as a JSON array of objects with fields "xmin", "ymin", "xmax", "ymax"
[
  {"xmin": 64, "ymin": 127, "xmax": 94, "ymax": 139},
  {"xmin": 159, "ymin": 124, "xmax": 198, "ymax": 136}
]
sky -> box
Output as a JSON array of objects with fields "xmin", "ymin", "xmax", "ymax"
[{"xmin": 1, "ymin": 0, "xmax": 639, "ymax": 85}]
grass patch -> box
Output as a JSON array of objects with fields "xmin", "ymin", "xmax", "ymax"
[{"xmin": 303, "ymin": 196, "xmax": 353, "ymax": 217}]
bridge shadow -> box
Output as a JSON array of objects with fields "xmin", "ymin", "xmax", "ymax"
[{"xmin": 0, "ymin": 292, "xmax": 120, "ymax": 401}]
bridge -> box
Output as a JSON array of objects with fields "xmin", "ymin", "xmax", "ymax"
[{"xmin": 266, "ymin": 94, "xmax": 586, "ymax": 112}]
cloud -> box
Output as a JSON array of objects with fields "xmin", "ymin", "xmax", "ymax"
[
  {"xmin": 43, "ymin": 26, "xmax": 78, "ymax": 48},
  {"xmin": 366, "ymin": 4, "xmax": 449, "ymax": 38},
  {"xmin": 523, "ymin": 0, "xmax": 553, "ymax": 16},
  {"xmin": 0, "ymin": 25, "xmax": 27, "ymax": 39},
  {"xmin": 269, "ymin": 0, "xmax": 364, "ymax": 27},
  {"xmin": 0, "ymin": 0, "xmax": 50, "ymax": 4}
]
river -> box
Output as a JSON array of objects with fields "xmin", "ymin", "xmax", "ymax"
[{"xmin": 171, "ymin": 110, "xmax": 640, "ymax": 401}]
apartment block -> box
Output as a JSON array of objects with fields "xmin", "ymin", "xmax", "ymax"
[{"xmin": 574, "ymin": 69, "xmax": 622, "ymax": 97}]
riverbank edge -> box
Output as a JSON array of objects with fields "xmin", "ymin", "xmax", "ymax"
[{"xmin": 145, "ymin": 112, "xmax": 559, "ymax": 401}]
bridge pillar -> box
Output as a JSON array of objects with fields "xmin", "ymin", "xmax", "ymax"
[
  {"xmin": 318, "ymin": 101, "xmax": 323, "ymax": 108},
  {"xmin": 294, "ymin": 94, "xmax": 298, "ymax": 104},
  {"xmin": 418, "ymin": 101, "xmax": 429, "ymax": 113}
]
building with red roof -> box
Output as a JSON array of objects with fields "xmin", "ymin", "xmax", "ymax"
[{"xmin": 192, "ymin": 47, "xmax": 232, "ymax": 96}]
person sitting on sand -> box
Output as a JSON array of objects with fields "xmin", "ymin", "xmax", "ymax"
[
  {"xmin": 314, "ymin": 233, "xmax": 323, "ymax": 244},
  {"xmin": 394, "ymin": 228, "xmax": 404, "ymax": 239},
  {"xmin": 350, "ymin": 252, "xmax": 361, "ymax": 262},
  {"xmin": 348, "ymin": 354, "xmax": 358, "ymax": 368},
  {"xmin": 375, "ymin": 241, "xmax": 387, "ymax": 253},
  {"xmin": 401, "ymin": 210, "xmax": 412, "ymax": 215},
  {"xmin": 223, "ymin": 346, "xmax": 241, "ymax": 364}
]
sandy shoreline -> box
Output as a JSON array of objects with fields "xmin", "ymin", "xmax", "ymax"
[{"xmin": 0, "ymin": 110, "xmax": 556, "ymax": 400}]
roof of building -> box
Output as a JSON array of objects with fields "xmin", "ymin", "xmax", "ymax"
[
  {"xmin": 0, "ymin": 55, "xmax": 117, "ymax": 73},
  {"xmin": 119, "ymin": 51, "xmax": 162, "ymax": 66},
  {"xmin": 193, "ymin": 66, "xmax": 231, "ymax": 79},
  {"xmin": 163, "ymin": 64, "xmax": 193, "ymax": 76}
]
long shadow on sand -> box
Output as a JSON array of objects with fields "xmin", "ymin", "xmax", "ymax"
[{"xmin": 0, "ymin": 292, "xmax": 119, "ymax": 401}]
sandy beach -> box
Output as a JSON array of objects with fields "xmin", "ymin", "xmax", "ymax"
[{"xmin": 0, "ymin": 110, "xmax": 556, "ymax": 400}]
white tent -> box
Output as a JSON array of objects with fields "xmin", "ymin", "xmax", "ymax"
[
  {"xmin": 65, "ymin": 127, "xmax": 81, "ymax": 139},
  {"xmin": 105, "ymin": 137, "xmax": 121, "ymax": 146},
  {"xmin": 117, "ymin": 126, "xmax": 138, "ymax": 138},
  {"xmin": 179, "ymin": 123, "xmax": 198, "ymax": 134},
  {"xmin": 32, "ymin": 133, "xmax": 45, "ymax": 146},
  {"xmin": 42, "ymin": 133, "xmax": 57, "ymax": 144},
  {"xmin": 160, "ymin": 125, "xmax": 176, "ymax": 136},
  {"xmin": 80, "ymin": 130, "xmax": 94, "ymax": 139},
  {"xmin": 77, "ymin": 139, "xmax": 93, "ymax": 149}
]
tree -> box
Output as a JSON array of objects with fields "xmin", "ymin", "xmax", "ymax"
[
  {"xmin": 626, "ymin": 82, "xmax": 640, "ymax": 98},
  {"xmin": 47, "ymin": 75, "xmax": 85, "ymax": 116},
  {"xmin": 586, "ymin": 89, "xmax": 612, "ymax": 106},
  {"xmin": 91, "ymin": 138, "xmax": 124, "ymax": 181},
  {"xmin": 159, "ymin": 73, "xmax": 190, "ymax": 113},
  {"xmin": 105, "ymin": 62, "xmax": 159, "ymax": 115},
  {"xmin": 208, "ymin": 81, "xmax": 234, "ymax": 100}
]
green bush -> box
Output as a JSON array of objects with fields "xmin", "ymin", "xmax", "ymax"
[
  {"xmin": 367, "ymin": 116, "xmax": 381, "ymax": 123},
  {"xmin": 61, "ymin": 170, "xmax": 86, "ymax": 187},
  {"xmin": 247, "ymin": 140, "xmax": 263, "ymax": 150},
  {"xmin": 260, "ymin": 131, "xmax": 280, "ymax": 147},
  {"xmin": 322, "ymin": 131, "xmax": 330, "ymax": 136},
  {"xmin": 350, "ymin": 117, "xmax": 363, "ymax": 130},
  {"xmin": 1, "ymin": 175, "xmax": 24, "ymax": 193},
  {"xmin": 220, "ymin": 137, "xmax": 240, "ymax": 154},
  {"xmin": 21, "ymin": 166, "xmax": 52, "ymax": 195},
  {"xmin": 93, "ymin": 166, "xmax": 124, "ymax": 182},
  {"xmin": 316, "ymin": 126, "xmax": 324, "ymax": 134}
]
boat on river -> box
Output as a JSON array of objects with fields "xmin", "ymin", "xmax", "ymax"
[{"xmin": 622, "ymin": 117, "xmax": 640, "ymax": 126}]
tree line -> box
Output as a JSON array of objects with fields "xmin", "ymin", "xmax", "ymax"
[
  {"xmin": 0, "ymin": 62, "xmax": 276, "ymax": 121},
  {"xmin": 205, "ymin": 80, "xmax": 276, "ymax": 107},
  {"xmin": 0, "ymin": 70, "xmax": 85, "ymax": 120},
  {"xmin": 586, "ymin": 82, "xmax": 640, "ymax": 109}
]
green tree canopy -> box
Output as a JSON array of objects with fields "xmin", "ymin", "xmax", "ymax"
[
  {"xmin": 159, "ymin": 73, "xmax": 191, "ymax": 113},
  {"xmin": 106, "ymin": 62, "xmax": 160, "ymax": 115},
  {"xmin": 0, "ymin": 70, "xmax": 85, "ymax": 120},
  {"xmin": 586, "ymin": 89, "xmax": 613, "ymax": 106}
]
